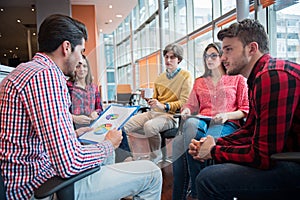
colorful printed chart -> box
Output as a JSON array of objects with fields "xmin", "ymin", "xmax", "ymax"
[
  {"xmin": 94, "ymin": 123, "xmax": 112, "ymax": 135},
  {"xmin": 79, "ymin": 105, "xmax": 140, "ymax": 144},
  {"xmin": 106, "ymin": 114, "xmax": 119, "ymax": 120}
]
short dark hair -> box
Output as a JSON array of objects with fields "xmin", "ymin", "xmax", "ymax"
[
  {"xmin": 38, "ymin": 14, "xmax": 88, "ymax": 53},
  {"xmin": 217, "ymin": 18, "xmax": 269, "ymax": 54},
  {"xmin": 202, "ymin": 42, "xmax": 226, "ymax": 77},
  {"xmin": 163, "ymin": 43, "xmax": 184, "ymax": 63}
]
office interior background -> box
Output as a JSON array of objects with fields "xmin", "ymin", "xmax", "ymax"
[{"xmin": 0, "ymin": 0, "xmax": 300, "ymax": 104}]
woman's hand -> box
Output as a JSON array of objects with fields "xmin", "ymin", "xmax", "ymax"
[
  {"xmin": 73, "ymin": 115, "xmax": 92, "ymax": 124},
  {"xmin": 181, "ymin": 108, "xmax": 191, "ymax": 120},
  {"xmin": 90, "ymin": 111, "xmax": 99, "ymax": 121},
  {"xmin": 75, "ymin": 127, "xmax": 94, "ymax": 137},
  {"xmin": 212, "ymin": 113, "xmax": 228, "ymax": 124}
]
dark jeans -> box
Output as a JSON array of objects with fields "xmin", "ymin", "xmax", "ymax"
[
  {"xmin": 196, "ymin": 161, "xmax": 300, "ymax": 200},
  {"xmin": 115, "ymin": 128, "xmax": 132, "ymax": 163},
  {"xmin": 172, "ymin": 118, "xmax": 239, "ymax": 200}
]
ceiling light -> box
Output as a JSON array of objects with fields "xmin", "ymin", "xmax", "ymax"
[
  {"xmin": 17, "ymin": 19, "xmax": 21, "ymax": 23},
  {"xmin": 109, "ymin": 5, "xmax": 112, "ymax": 9},
  {"xmin": 32, "ymin": 32, "xmax": 36, "ymax": 36},
  {"xmin": 9, "ymin": 50, "xmax": 12, "ymax": 53},
  {"xmin": 109, "ymin": 19, "xmax": 113, "ymax": 23},
  {"xmin": 16, "ymin": 47, "xmax": 19, "ymax": 50},
  {"xmin": 116, "ymin": 14, "xmax": 122, "ymax": 18},
  {"xmin": 4, "ymin": 54, "xmax": 6, "ymax": 57},
  {"xmin": 31, "ymin": 8, "xmax": 35, "ymax": 12},
  {"xmin": 0, "ymin": 8, "xmax": 4, "ymax": 12},
  {"xmin": 99, "ymin": 29, "xmax": 103, "ymax": 32}
]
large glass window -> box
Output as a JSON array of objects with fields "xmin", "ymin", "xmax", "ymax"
[
  {"xmin": 107, "ymin": 85, "xmax": 116, "ymax": 101},
  {"xmin": 174, "ymin": 0, "xmax": 187, "ymax": 40},
  {"xmin": 149, "ymin": 17, "xmax": 159, "ymax": 53},
  {"xmin": 139, "ymin": 0, "xmax": 146, "ymax": 25},
  {"xmin": 194, "ymin": 31, "xmax": 213, "ymax": 78},
  {"xmin": 221, "ymin": 0, "xmax": 236, "ymax": 14},
  {"xmin": 148, "ymin": 0, "xmax": 158, "ymax": 16},
  {"xmin": 193, "ymin": 0, "xmax": 212, "ymax": 30},
  {"xmin": 164, "ymin": 7, "xmax": 171, "ymax": 45},
  {"xmin": 270, "ymin": 2, "xmax": 300, "ymax": 63},
  {"xmin": 124, "ymin": 15, "xmax": 131, "ymax": 37},
  {"xmin": 107, "ymin": 71, "xmax": 115, "ymax": 83}
]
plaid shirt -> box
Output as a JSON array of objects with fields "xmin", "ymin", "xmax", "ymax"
[
  {"xmin": 212, "ymin": 54, "xmax": 300, "ymax": 169},
  {"xmin": 67, "ymin": 81, "xmax": 103, "ymax": 115},
  {"xmin": 0, "ymin": 53, "xmax": 114, "ymax": 199}
]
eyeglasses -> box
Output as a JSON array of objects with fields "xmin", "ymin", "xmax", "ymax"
[
  {"xmin": 164, "ymin": 55, "xmax": 177, "ymax": 60},
  {"xmin": 204, "ymin": 53, "xmax": 220, "ymax": 60}
]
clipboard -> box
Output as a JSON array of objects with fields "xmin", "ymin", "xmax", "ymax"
[{"xmin": 79, "ymin": 104, "xmax": 140, "ymax": 144}]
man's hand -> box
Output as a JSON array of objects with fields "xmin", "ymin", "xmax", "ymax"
[
  {"xmin": 104, "ymin": 129, "xmax": 123, "ymax": 149},
  {"xmin": 75, "ymin": 127, "xmax": 94, "ymax": 137},
  {"xmin": 148, "ymin": 99, "xmax": 165, "ymax": 110},
  {"xmin": 73, "ymin": 115, "xmax": 92, "ymax": 124},
  {"xmin": 188, "ymin": 135, "xmax": 215, "ymax": 162}
]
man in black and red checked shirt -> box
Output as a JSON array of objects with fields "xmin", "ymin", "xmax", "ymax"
[{"xmin": 188, "ymin": 18, "xmax": 300, "ymax": 200}]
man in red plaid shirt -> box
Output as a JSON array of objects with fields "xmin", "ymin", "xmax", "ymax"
[{"xmin": 189, "ymin": 19, "xmax": 300, "ymax": 200}]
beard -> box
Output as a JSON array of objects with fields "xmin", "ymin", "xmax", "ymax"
[
  {"xmin": 227, "ymin": 49, "xmax": 248, "ymax": 76},
  {"xmin": 63, "ymin": 57, "xmax": 76, "ymax": 77}
]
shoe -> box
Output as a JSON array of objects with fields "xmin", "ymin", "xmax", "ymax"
[{"xmin": 150, "ymin": 151, "xmax": 163, "ymax": 164}]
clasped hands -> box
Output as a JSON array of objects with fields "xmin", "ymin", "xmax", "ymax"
[{"xmin": 188, "ymin": 135, "xmax": 216, "ymax": 162}]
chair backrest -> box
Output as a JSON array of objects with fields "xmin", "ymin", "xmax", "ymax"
[
  {"xmin": 116, "ymin": 84, "xmax": 132, "ymax": 105},
  {"xmin": 0, "ymin": 168, "xmax": 6, "ymax": 200}
]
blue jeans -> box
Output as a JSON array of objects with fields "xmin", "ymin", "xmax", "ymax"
[
  {"xmin": 172, "ymin": 118, "xmax": 239, "ymax": 200},
  {"xmin": 196, "ymin": 161, "xmax": 300, "ymax": 200},
  {"xmin": 74, "ymin": 160, "xmax": 162, "ymax": 200},
  {"xmin": 115, "ymin": 128, "xmax": 132, "ymax": 163}
]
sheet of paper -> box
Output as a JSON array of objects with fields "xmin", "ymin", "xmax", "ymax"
[{"xmin": 79, "ymin": 104, "xmax": 139, "ymax": 144}]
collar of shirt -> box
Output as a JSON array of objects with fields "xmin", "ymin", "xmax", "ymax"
[
  {"xmin": 247, "ymin": 54, "xmax": 271, "ymax": 89},
  {"xmin": 33, "ymin": 52, "xmax": 67, "ymax": 81},
  {"xmin": 166, "ymin": 67, "xmax": 181, "ymax": 79}
]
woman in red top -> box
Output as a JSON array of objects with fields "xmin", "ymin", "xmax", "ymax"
[{"xmin": 172, "ymin": 43, "xmax": 249, "ymax": 200}]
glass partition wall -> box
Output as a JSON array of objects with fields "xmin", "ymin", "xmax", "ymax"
[{"xmin": 101, "ymin": 0, "xmax": 300, "ymax": 103}]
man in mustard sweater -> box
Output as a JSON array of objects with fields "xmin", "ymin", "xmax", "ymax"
[{"xmin": 124, "ymin": 43, "xmax": 193, "ymax": 163}]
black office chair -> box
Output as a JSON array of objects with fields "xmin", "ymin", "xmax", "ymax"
[
  {"xmin": 270, "ymin": 152, "xmax": 300, "ymax": 163},
  {"xmin": 0, "ymin": 169, "xmax": 5, "ymax": 200},
  {"xmin": 0, "ymin": 166, "xmax": 100, "ymax": 200},
  {"xmin": 159, "ymin": 114, "xmax": 182, "ymax": 163}
]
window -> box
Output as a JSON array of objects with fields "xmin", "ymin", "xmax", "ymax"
[
  {"xmin": 269, "ymin": 2, "xmax": 300, "ymax": 62},
  {"xmin": 174, "ymin": 0, "xmax": 187, "ymax": 39},
  {"xmin": 193, "ymin": 0, "xmax": 212, "ymax": 30},
  {"xmin": 107, "ymin": 72, "xmax": 115, "ymax": 83}
]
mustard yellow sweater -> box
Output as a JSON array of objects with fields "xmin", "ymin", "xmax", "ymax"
[{"xmin": 153, "ymin": 69, "xmax": 193, "ymax": 114}]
